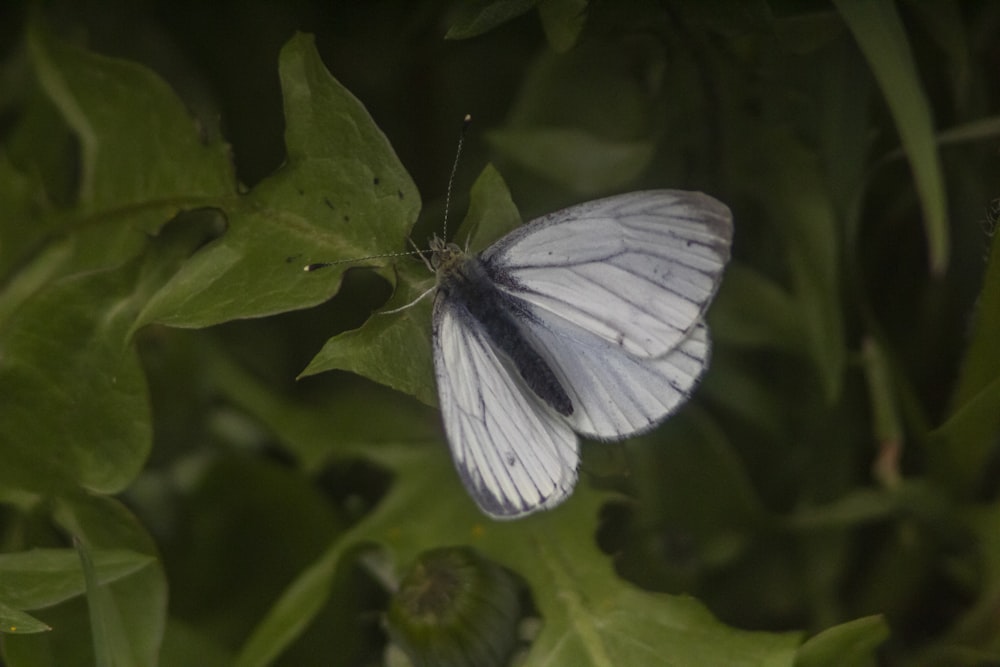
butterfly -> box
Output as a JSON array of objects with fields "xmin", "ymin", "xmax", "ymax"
[{"xmin": 427, "ymin": 190, "xmax": 732, "ymax": 519}]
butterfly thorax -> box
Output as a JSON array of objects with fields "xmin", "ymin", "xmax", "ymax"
[{"xmin": 429, "ymin": 237, "xmax": 469, "ymax": 283}]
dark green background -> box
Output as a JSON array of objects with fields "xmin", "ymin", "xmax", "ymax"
[{"xmin": 1, "ymin": 1, "xmax": 999, "ymax": 666}]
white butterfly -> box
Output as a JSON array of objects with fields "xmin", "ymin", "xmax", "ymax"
[{"xmin": 429, "ymin": 190, "xmax": 732, "ymax": 519}]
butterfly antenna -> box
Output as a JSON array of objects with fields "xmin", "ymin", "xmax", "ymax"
[
  {"xmin": 303, "ymin": 249, "xmax": 418, "ymax": 272},
  {"xmin": 442, "ymin": 114, "xmax": 472, "ymax": 241}
]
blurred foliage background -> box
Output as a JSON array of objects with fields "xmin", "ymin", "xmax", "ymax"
[{"xmin": 1, "ymin": 1, "xmax": 999, "ymax": 666}]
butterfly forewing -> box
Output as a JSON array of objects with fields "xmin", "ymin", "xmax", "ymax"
[{"xmin": 481, "ymin": 190, "xmax": 732, "ymax": 359}]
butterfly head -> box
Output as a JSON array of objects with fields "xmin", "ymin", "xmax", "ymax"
[{"xmin": 428, "ymin": 236, "xmax": 468, "ymax": 275}]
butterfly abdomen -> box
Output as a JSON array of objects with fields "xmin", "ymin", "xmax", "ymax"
[{"xmin": 438, "ymin": 255, "xmax": 574, "ymax": 417}]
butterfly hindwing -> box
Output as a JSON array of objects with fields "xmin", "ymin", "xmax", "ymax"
[{"xmin": 516, "ymin": 311, "xmax": 711, "ymax": 439}]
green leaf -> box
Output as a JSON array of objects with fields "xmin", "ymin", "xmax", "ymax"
[
  {"xmin": 76, "ymin": 540, "xmax": 137, "ymax": 667},
  {"xmin": 5, "ymin": 494, "xmax": 169, "ymax": 667},
  {"xmin": 0, "ymin": 260, "xmax": 152, "ymax": 494},
  {"xmin": 236, "ymin": 445, "xmax": 802, "ymax": 667},
  {"xmin": 0, "ymin": 549, "xmax": 155, "ymax": 667},
  {"xmin": 0, "ymin": 19, "xmax": 257, "ymax": 497},
  {"xmin": 834, "ymin": 0, "xmax": 950, "ymax": 275},
  {"xmin": 222, "ymin": 359, "xmax": 802, "ymax": 667},
  {"xmin": 0, "ymin": 548, "xmax": 153, "ymax": 612},
  {"xmin": 457, "ymin": 163, "xmax": 523, "ymax": 253},
  {"xmin": 0, "ymin": 210, "xmax": 214, "ymax": 496},
  {"xmin": 928, "ymin": 376, "xmax": 1000, "ymax": 495},
  {"xmin": 300, "ymin": 280, "xmax": 437, "ymax": 406},
  {"xmin": 947, "ymin": 212, "xmax": 1000, "ymax": 409},
  {"xmin": 794, "ymin": 615, "xmax": 888, "ymax": 667},
  {"xmin": 27, "ymin": 23, "xmax": 233, "ymax": 215},
  {"xmin": 24, "ymin": 19, "xmax": 235, "ymax": 273},
  {"xmin": 301, "ymin": 164, "xmax": 522, "ymax": 406},
  {"xmin": 933, "ymin": 115, "xmax": 1000, "ymax": 148},
  {"xmin": 925, "ymin": 210, "xmax": 1000, "ymax": 492},
  {"xmin": 445, "ymin": 0, "xmax": 541, "ymax": 40},
  {"xmin": 0, "ymin": 602, "xmax": 50, "ymax": 635},
  {"xmin": 137, "ymin": 32, "xmax": 420, "ymax": 328}
]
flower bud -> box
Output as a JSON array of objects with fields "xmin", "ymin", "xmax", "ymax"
[{"xmin": 385, "ymin": 547, "xmax": 523, "ymax": 667}]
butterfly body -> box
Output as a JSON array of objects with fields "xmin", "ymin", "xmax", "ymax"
[
  {"xmin": 433, "ymin": 240, "xmax": 574, "ymax": 418},
  {"xmin": 428, "ymin": 190, "xmax": 732, "ymax": 519}
]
